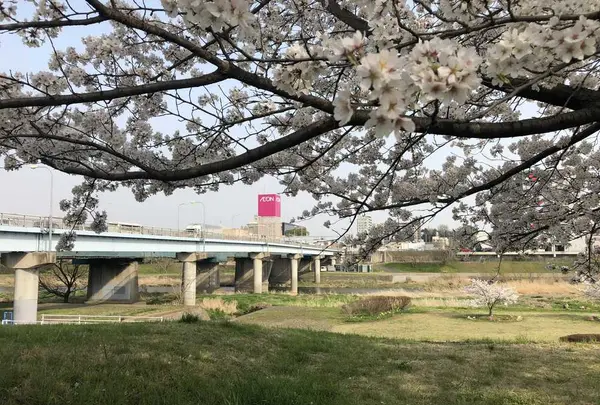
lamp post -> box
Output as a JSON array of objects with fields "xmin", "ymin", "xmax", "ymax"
[
  {"xmin": 178, "ymin": 201, "xmax": 206, "ymax": 237},
  {"xmin": 30, "ymin": 165, "xmax": 53, "ymax": 251}
]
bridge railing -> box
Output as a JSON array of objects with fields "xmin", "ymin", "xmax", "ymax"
[{"xmin": 0, "ymin": 212, "xmax": 335, "ymax": 248}]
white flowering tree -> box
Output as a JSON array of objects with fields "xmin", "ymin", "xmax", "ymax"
[
  {"xmin": 585, "ymin": 283, "xmax": 600, "ymax": 300},
  {"xmin": 2, "ymin": 1, "xmax": 600, "ymax": 245},
  {"xmin": 465, "ymin": 279, "xmax": 519, "ymax": 317}
]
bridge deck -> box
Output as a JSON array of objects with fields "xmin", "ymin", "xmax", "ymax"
[{"xmin": 0, "ymin": 226, "xmax": 335, "ymax": 258}]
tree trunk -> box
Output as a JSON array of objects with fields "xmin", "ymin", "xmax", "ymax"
[{"xmin": 63, "ymin": 291, "xmax": 71, "ymax": 303}]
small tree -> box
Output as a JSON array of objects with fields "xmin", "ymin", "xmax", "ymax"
[
  {"xmin": 39, "ymin": 260, "xmax": 88, "ymax": 303},
  {"xmin": 584, "ymin": 283, "xmax": 600, "ymax": 301},
  {"xmin": 147, "ymin": 258, "xmax": 175, "ymax": 274},
  {"xmin": 465, "ymin": 279, "xmax": 519, "ymax": 317}
]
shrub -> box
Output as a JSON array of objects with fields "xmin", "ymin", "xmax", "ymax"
[
  {"xmin": 559, "ymin": 334, "xmax": 600, "ymax": 343},
  {"xmin": 143, "ymin": 292, "xmax": 179, "ymax": 305},
  {"xmin": 244, "ymin": 302, "xmax": 272, "ymax": 315},
  {"xmin": 180, "ymin": 312, "xmax": 201, "ymax": 323},
  {"xmin": 205, "ymin": 310, "xmax": 233, "ymax": 321},
  {"xmin": 342, "ymin": 296, "xmax": 411, "ymax": 317},
  {"xmin": 198, "ymin": 298, "xmax": 238, "ymax": 314},
  {"xmin": 464, "ymin": 279, "xmax": 519, "ymax": 317}
]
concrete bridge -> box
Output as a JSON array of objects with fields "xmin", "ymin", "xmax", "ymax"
[{"xmin": 0, "ymin": 214, "xmax": 338, "ymax": 324}]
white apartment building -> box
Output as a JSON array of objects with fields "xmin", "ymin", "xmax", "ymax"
[{"xmin": 357, "ymin": 215, "xmax": 373, "ymax": 235}]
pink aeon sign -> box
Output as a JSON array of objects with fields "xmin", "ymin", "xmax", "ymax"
[{"xmin": 258, "ymin": 194, "xmax": 281, "ymax": 217}]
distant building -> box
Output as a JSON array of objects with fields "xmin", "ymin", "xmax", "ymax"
[
  {"xmin": 357, "ymin": 215, "xmax": 372, "ymax": 235},
  {"xmin": 432, "ymin": 235, "xmax": 450, "ymax": 250},
  {"xmin": 247, "ymin": 215, "xmax": 282, "ymax": 239},
  {"xmin": 246, "ymin": 217, "xmax": 259, "ymax": 235},
  {"xmin": 222, "ymin": 227, "xmax": 250, "ymax": 238},
  {"xmin": 247, "ymin": 194, "xmax": 283, "ymax": 239},
  {"xmin": 258, "ymin": 216, "xmax": 282, "ymax": 239}
]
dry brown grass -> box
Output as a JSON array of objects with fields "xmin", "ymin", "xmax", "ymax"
[
  {"xmin": 138, "ymin": 275, "xmax": 180, "ymax": 286},
  {"xmin": 410, "ymin": 297, "xmax": 471, "ymax": 308},
  {"xmin": 0, "ymin": 274, "xmax": 13, "ymax": 287},
  {"xmin": 198, "ymin": 298, "xmax": 238, "ymax": 314},
  {"xmin": 504, "ymin": 280, "xmax": 581, "ymax": 295},
  {"xmin": 342, "ymin": 296, "xmax": 411, "ymax": 316}
]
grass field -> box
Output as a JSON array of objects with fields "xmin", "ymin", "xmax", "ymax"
[
  {"xmin": 299, "ymin": 272, "xmax": 399, "ymax": 288},
  {"xmin": 237, "ymin": 306, "xmax": 600, "ymax": 342},
  {"xmin": 378, "ymin": 260, "xmax": 571, "ymax": 273},
  {"xmin": 1, "ymin": 322, "xmax": 599, "ymax": 405}
]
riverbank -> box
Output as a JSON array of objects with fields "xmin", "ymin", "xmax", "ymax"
[
  {"xmin": 1, "ymin": 322, "xmax": 599, "ymax": 405},
  {"xmin": 376, "ymin": 260, "xmax": 570, "ymax": 273}
]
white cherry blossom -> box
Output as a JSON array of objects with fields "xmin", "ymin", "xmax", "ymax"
[{"xmin": 2, "ymin": 0, "xmax": 600, "ymax": 254}]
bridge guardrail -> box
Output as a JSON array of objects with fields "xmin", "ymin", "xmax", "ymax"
[{"xmin": 0, "ymin": 212, "xmax": 338, "ymax": 249}]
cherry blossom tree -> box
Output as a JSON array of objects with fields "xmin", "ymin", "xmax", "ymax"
[
  {"xmin": 586, "ymin": 282, "xmax": 600, "ymax": 300},
  {"xmin": 2, "ymin": 0, "xmax": 600, "ymax": 247},
  {"xmin": 465, "ymin": 278, "xmax": 519, "ymax": 316}
]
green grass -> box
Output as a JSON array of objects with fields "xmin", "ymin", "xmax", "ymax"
[
  {"xmin": 378, "ymin": 260, "xmax": 571, "ymax": 273},
  {"xmin": 1, "ymin": 322, "xmax": 599, "ymax": 405},
  {"xmin": 198, "ymin": 293, "xmax": 357, "ymax": 314},
  {"xmin": 138, "ymin": 261, "xmax": 180, "ymax": 275},
  {"xmin": 0, "ymin": 302, "xmax": 184, "ymax": 317},
  {"xmin": 238, "ymin": 306, "xmax": 600, "ymax": 342}
]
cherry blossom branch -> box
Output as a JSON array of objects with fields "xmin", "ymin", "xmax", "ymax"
[{"xmin": 0, "ymin": 15, "xmax": 106, "ymax": 31}]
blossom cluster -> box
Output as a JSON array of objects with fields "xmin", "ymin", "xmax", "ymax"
[
  {"xmin": 273, "ymin": 44, "xmax": 323, "ymax": 95},
  {"xmin": 160, "ymin": 0, "xmax": 255, "ymax": 32},
  {"xmin": 486, "ymin": 17, "xmax": 599, "ymax": 84},
  {"xmin": 329, "ymin": 35, "xmax": 481, "ymax": 140},
  {"xmin": 0, "ymin": 0, "xmax": 17, "ymax": 22}
]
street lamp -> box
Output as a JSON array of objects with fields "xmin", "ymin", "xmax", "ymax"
[
  {"xmin": 30, "ymin": 165, "xmax": 53, "ymax": 251},
  {"xmin": 178, "ymin": 201, "xmax": 206, "ymax": 236}
]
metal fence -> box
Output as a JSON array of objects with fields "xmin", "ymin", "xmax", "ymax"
[
  {"xmin": 0, "ymin": 212, "xmax": 319, "ymax": 246},
  {"xmin": 1, "ymin": 314, "xmax": 165, "ymax": 325}
]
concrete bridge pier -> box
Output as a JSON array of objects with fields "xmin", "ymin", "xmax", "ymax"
[
  {"xmin": 269, "ymin": 254, "xmax": 302, "ymax": 295},
  {"xmin": 234, "ymin": 253, "xmax": 270, "ymax": 293},
  {"xmin": 269, "ymin": 256, "xmax": 292, "ymax": 288},
  {"xmin": 290, "ymin": 254, "xmax": 301, "ymax": 295},
  {"xmin": 196, "ymin": 260, "xmax": 220, "ymax": 294},
  {"xmin": 87, "ymin": 259, "xmax": 139, "ymax": 303},
  {"xmin": 1, "ymin": 252, "xmax": 55, "ymax": 324},
  {"xmin": 313, "ymin": 256, "xmax": 322, "ymax": 284},
  {"xmin": 177, "ymin": 253, "xmax": 220, "ymax": 306}
]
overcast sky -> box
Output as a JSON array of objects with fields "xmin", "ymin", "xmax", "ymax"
[{"xmin": 0, "ymin": 6, "xmax": 463, "ymax": 237}]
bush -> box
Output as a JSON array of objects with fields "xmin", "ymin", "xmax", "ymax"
[
  {"xmin": 559, "ymin": 334, "xmax": 600, "ymax": 343},
  {"xmin": 342, "ymin": 296, "xmax": 411, "ymax": 317},
  {"xmin": 205, "ymin": 310, "xmax": 233, "ymax": 321},
  {"xmin": 180, "ymin": 312, "xmax": 201, "ymax": 323},
  {"xmin": 198, "ymin": 298, "xmax": 238, "ymax": 314},
  {"xmin": 243, "ymin": 302, "xmax": 272, "ymax": 315},
  {"xmin": 143, "ymin": 292, "xmax": 179, "ymax": 305}
]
